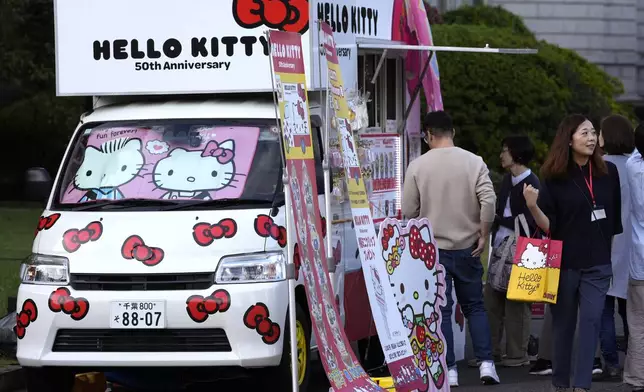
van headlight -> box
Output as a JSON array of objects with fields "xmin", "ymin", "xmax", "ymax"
[
  {"xmin": 20, "ymin": 254, "xmax": 70, "ymax": 285},
  {"xmin": 215, "ymin": 252, "xmax": 286, "ymax": 283}
]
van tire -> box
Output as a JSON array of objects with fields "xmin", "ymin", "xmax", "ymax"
[
  {"xmin": 25, "ymin": 367, "xmax": 75, "ymax": 392},
  {"xmin": 271, "ymin": 303, "xmax": 311, "ymax": 392}
]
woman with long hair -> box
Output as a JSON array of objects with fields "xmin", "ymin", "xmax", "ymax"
[{"xmin": 523, "ymin": 114, "xmax": 623, "ymax": 392}]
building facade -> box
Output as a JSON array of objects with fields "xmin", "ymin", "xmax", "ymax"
[{"xmin": 426, "ymin": 0, "xmax": 644, "ymax": 108}]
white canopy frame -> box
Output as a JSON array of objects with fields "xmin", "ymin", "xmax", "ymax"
[{"xmin": 337, "ymin": 42, "xmax": 538, "ymax": 135}]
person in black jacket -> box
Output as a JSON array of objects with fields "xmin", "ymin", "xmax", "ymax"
[
  {"xmin": 484, "ymin": 135, "xmax": 540, "ymax": 367},
  {"xmin": 524, "ymin": 114, "xmax": 623, "ymax": 392}
]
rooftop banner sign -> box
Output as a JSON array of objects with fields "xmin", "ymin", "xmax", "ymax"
[
  {"xmin": 54, "ymin": 0, "xmax": 395, "ymax": 96},
  {"xmin": 54, "ymin": 0, "xmax": 314, "ymax": 96}
]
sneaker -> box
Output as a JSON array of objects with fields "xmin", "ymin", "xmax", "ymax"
[
  {"xmin": 592, "ymin": 358, "xmax": 603, "ymax": 377},
  {"xmin": 529, "ymin": 358, "xmax": 553, "ymax": 375},
  {"xmin": 468, "ymin": 355, "xmax": 503, "ymax": 367},
  {"xmin": 603, "ymin": 365, "xmax": 621, "ymax": 381},
  {"xmin": 479, "ymin": 361, "xmax": 500, "ymax": 385},
  {"xmin": 572, "ymin": 388, "xmax": 589, "ymax": 392},
  {"xmin": 551, "ymin": 388, "xmax": 567, "ymax": 392},
  {"xmin": 448, "ymin": 368, "xmax": 459, "ymax": 387},
  {"xmin": 502, "ymin": 357, "xmax": 531, "ymax": 367}
]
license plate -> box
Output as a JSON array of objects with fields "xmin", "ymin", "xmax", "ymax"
[{"xmin": 110, "ymin": 301, "xmax": 165, "ymax": 329}]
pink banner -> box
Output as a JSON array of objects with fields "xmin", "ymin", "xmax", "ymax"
[
  {"xmin": 269, "ymin": 30, "xmax": 382, "ymax": 391},
  {"xmin": 393, "ymin": 0, "xmax": 443, "ymax": 117}
]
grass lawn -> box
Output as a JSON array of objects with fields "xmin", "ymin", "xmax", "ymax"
[{"xmin": 0, "ymin": 202, "xmax": 41, "ymax": 315}]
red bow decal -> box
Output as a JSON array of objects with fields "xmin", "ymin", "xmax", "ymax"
[
  {"xmin": 320, "ymin": 214, "xmax": 327, "ymax": 239},
  {"xmin": 201, "ymin": 141, "xmax": 235, "ymax": 164},
  {"xmin": 254, "ymin": 214, "xmax": 287, "ymax": 248},
  {"xmin": 232, "ymin": 0, "xmax": 309, "ymax": 34},
  {"xmin": 193, "ymin": 219, "xmax": 238, "ymax": 246},
  {"xmin": 35, "ymin": 213, "xmax": 61, "ymax": 236},
  {"xmin": 243, "ymin": 302, "xmax": 281, "ymax": 345},
  {"xmin": 381, "ymin": 224, "xmax": 395, "ymax": 250},
  {"xmin": 61, "ymin": 221, "xmax": 103, "ymax": 253},
  {"xmin": 409, "ymin": 225, "xmax": 437, "ymax": 269},
  {"xmin": 14, "ymin": 299, "xmax": 38, "ymax": 339},
  {"xmin": 293, "ymin": 243, "xmax": 301, "ymax": 280},
  {"xmin": 332, "ymin": 240, "xmax": 342, "ymax": 265},
  {"xmin": 48, "ymin": 287, "xmax": 90, "ymax": 321},
  {"xmin": 121, "ymin": 235, "xmax": 165, "ymax": 267},
  {"xmin": 186, "ymin": 289, "xmax": 231, "ymax": 323}
]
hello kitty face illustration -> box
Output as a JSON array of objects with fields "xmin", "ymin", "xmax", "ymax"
[
  {"xmin": 74, "ymin": 138, "xmax": 144, "ymax": 201},
  {"xmin": 387, "ymin": 225, "xmax": 440, "ymax": 331},
  {"xmin": 325, "ymin": 347, "xmax": 338, "ymax": 369},
  {"xmin": 152, "ymin": 140, "xmax": 236, "ymax": 200},
  {"xmin": 301, "ymin": 162, "xmax": 314, "ymax": 207},
  {"xmin": 518, "ymin": 243, "xmax": 547, "ymax": 269},
  {"xmin": 290, "ymin": 162, "xmax": 301, "ymax": 207},
  {"xmin": 310, "ymin": 296, "xmax": 323, "ymax": 322},
  {"xmin": 314, "ymin": 254, "xmax": 328, "ymax": 286},
  {"xmin": 325, "ymin": 301, "xmax": 337, "ymax": 326}
]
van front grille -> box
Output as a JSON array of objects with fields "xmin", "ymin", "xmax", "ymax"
[
  {"xmin": 52, "ymin": 329, "xmax": 231, "ymax": 352},
  {"xmin": 70, "ymin": 273, "xmax": 214, "ymax": 291}
]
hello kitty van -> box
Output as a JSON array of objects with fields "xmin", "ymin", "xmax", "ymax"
[{"xmin": 18, "ymin": 96, "xmax": 330, "ymax": 390}]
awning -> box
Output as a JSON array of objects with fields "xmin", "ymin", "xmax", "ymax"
[
  {"xmin": 336, "ymin": 38, "xmax": 538, "ymax": 133},
  {"xmin": 338, "ymin": 37, "xmax": 538, "ymax": 54}
]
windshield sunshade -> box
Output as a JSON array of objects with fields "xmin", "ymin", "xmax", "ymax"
[{"xmin": 57, "ymin": 122, "xmax": 282, "ymax": 210}]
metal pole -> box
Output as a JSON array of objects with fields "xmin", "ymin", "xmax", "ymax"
[
  {"xmin": 265, "ymin": 30, "xmax": 299, "ymax": 392},
  {"xmin": 397, "ymin": 51, "xmax": 434, "ymax": 134},
  {"xmin": 318, "ymin": 21, "xmax": 336, "ymax": 288},
  {"xmin": 339, "ymin": 43, "xmax": 538, "ymax": 54}
]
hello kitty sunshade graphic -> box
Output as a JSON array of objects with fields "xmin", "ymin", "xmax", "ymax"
[{"xmin": 60, "ymin": 125, "xmax": 261, "ymax": 204}]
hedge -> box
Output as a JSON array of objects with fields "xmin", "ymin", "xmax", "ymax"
[
  {"xmin": 441, "ymin": 5, "xmax": 533, "ymax": 37},
  {"xmin": 427, "ymin": 7, "xmax": 633, "ymax": 172}
]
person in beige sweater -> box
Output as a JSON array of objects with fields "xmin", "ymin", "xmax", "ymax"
[{"xmin": 402, "ymin": 111, "xmax": 499, "ymax": 387}]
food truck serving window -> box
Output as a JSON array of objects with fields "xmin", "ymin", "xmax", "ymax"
[
  {"xmin": 357, "ymin": 54, "xmax": 403, "ymax": 130},
  {"xmin": 54, "ymin": 120, "xmax": 283, "ymax": 210}
]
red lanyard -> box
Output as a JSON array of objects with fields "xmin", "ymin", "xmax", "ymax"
[{"xmin": 580, "ymin": 161, "xmax": 595, "ymax": 207}]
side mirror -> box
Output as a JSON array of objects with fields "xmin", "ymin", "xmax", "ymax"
[{"xmin": 24, "ymin": 167, "xmax": 52, "ymax": 205}]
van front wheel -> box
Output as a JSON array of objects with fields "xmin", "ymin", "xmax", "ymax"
[{"xmin": 270, "ymin": 303, "xmax": 311, "ymax": 392}]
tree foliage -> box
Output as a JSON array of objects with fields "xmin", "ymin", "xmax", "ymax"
[{"xmin": 428, "ymin": 6, "xmax": 633, "ymax": 172}]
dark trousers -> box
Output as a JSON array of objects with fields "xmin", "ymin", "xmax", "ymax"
[
  {"xmin": 551, "ymin": 265, "xmax": 612, "ymax": 389},
  {"xmin": 600, "ymin": 295, "xmax": 628, "ymax": 367},
  {"xmin": 484, "ymin": 282, "xmax": 531, "ymax": 359},
  {"xmin": 439, "ymin": 246, "xmax": 493, "ymax": 369}
]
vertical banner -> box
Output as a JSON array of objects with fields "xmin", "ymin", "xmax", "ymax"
[
  {"xmin": 268, "ymin": 30, "xmax": 382, "ymax": 392},
  {"xmin": 320, "ymin": 23, "xmax": 425, "ymax": 392},
  {"xmin": 378, "ymin": 218, "xmax": 449, "ymax": 391}
]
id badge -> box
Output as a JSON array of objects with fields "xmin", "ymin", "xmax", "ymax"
[{"xmin": 591, "ymin": 207, "xmax": 606, "ymax": 222}]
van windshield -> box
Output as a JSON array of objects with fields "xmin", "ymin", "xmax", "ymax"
[{"xmin": 55, "ymin": 120, "xmax": 282, "ymax": 210}]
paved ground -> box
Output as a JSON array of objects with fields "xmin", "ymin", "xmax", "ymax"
[
  {"xmin": 448, "ymin": 363, "xmax": 631, "ymax": 392},
  {"xmin": 10, "ymin": 361, "xmax": 634, "ymax": 391},
  {"xmin": 7, "ymin": 363, "xmax": 631, "ymax": 392}
]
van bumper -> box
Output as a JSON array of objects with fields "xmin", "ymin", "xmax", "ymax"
[{"xmin": 16, "ymin": 281, "xmax": 289, "ymax": 368}]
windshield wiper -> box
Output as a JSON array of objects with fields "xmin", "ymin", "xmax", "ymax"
[
  {"xmin": 69, "ymin": 198, "xmax": 181, "ymax": 211},
  {"xmin": 162, "ymin": 198, "xmax": 272, "ymax": 211}
]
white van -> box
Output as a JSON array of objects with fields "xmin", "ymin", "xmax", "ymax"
[{"xmin": 19, "ymin": 95, "xmax": 334, "ymax": 391}]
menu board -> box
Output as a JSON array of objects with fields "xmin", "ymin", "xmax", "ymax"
[{"xmin": 358, "ymin": 134, "xmax": 402, "ymax": 224}]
